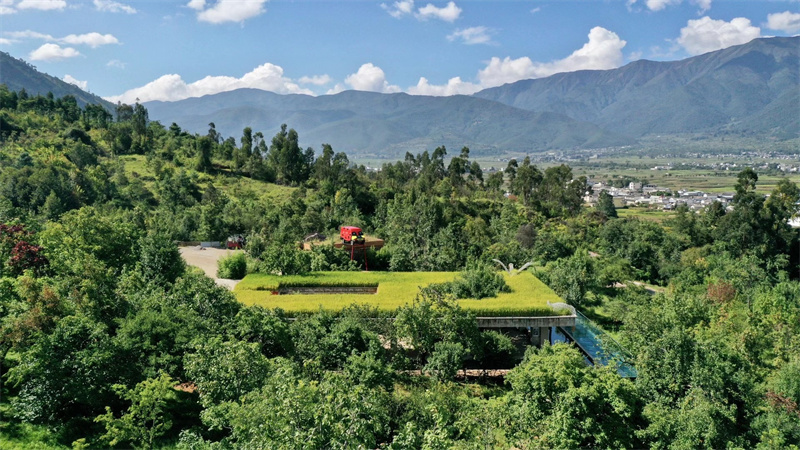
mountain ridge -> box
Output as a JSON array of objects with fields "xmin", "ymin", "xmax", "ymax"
[
  {"xmin": 473, "ymin": 36, "xmax": 799, "ymax": 138},
  {"xmin": 0, "ymin": 51, "xmax": 114, "ymax": 110},
  {"xmin": 145, "ymin": 89, "xmax": 633, "ymax": 157}
]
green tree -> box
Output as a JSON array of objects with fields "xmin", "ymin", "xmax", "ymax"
[
  {"xmin": 95, "ymin": 372, "xmax": 177, "ymax": 449},
  {"xmin": 543, "ymin": 251, "xmax": 595, "ymax": 307},
  {"xmin": 597, "ymin": 189, "xmax": 617, "ymax": 218}
]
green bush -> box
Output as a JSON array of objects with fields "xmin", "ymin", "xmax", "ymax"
[
  {"xmin": 217, "ymin": 252, "xmax": 247, "ymax": 279},
  {"xmin": 422, "ymin": 263, "xmax": 510, "ymax": 300}
]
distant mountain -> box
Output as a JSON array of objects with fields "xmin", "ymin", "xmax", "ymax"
[
  {"xmin": 145, "ymin": 90, "xmax": 633, "ymax": 157},
  {"xmin": 474, "ymin": 37, "xmax": 799, "ymax": 138},
  {"xmin": 0, "ymin": 51, "xmax": 114, "ymax": 109}
]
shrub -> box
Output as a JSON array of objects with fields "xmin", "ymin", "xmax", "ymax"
[
  {"xmin": 422, "ymin": 263, "xmax": 510, "ymax": 300},
  {"xmin": 217, "ymin": 252, "xmax": 247, "ymax": 279}
]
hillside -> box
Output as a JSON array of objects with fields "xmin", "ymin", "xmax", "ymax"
[
  {"xmin": 0, "ymin": 51, "xmax": 114, "ymax": 109},
  {"xmin": 144, "ymin": 89, "xmax": 634, "ymax": 158},
  {"xmin": 474, "ymin": 37, "xmax": 800, "ymax": 138}
]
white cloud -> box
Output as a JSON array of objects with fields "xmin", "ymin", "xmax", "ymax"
[
  {"xmin": 645, "ymin": 0, "xmax": 680, "ymax": 11},
  {"xmin": 6, "ymin": 30, "xmax": 53, "ymax": 40},
  {"xmin": 629, "ymin": 0, "xmax": 711, "ymax": 13},
  {"xmin": 676, "ymin": 16, "xmax": 760, "ymax": 55},
  {"xmin": 94, "ymin": 0, "xmax": 135, "ymax": 14},
  {"xmin": 692, "ymin": 0, "xmax": 711, "ymax": 13},
  {"xmin": 0, "ymin": 38, "xmax": 14, "ymax": 45},
  {"xmin": 477, "ymin": 26, "xmax": 626, "ymax": 88},
  {"xmin": 530, "ymin": 7, "xmax": 540, "ymax": 14},
  {"xmin": 416, "ymin": 1, "xmax": 461, "ymax": 22},
  {"xmin": 298, "ymin": 74, "xmax": 332, "ymax": 86},
  {"xmin": 381, "ymin": 0, "xmax": 414, "ymax": 19},
  {"xmin": 408, "ymin": 76, "xmax": 481, "ymax": 96},
  {"xmin": 447, "ymin": 26, "xmax": 492, "ymax": 45},
  {"xmin": 343, "ymin": 63, "xmax": 401, "ymax": 93},
  {"xmin": 29, "ymin": 43, "xmax": 80, "ymax": 61},
  {"xmin": 106, "ymin": 59, "xmax": 126, "ymax": 69},
  {"xmin": 0, "ymin": 1, "xmax": 15, "ymax": 15},
  {"xmin": 188, "ymin": 0, "xmax": 268, "ymax": 24},
  {"xmin": 106, "ymin": 62, "xmax": 312, "ymax": 103},
  {"xmin": 63, "ymin": 74, "xmax": 87, "ymax": 90},
  {"xmin": 60, "ymin": 32, "xmax": 118, "ymax": 48},
  {"xmin": 17, "ymin": 0, "xmax": 66, "ymax": 11},
  {"xmin": 5, "ymin": 30, "xmax": 119, "ymax": 48},
  {"xmin": 766, "ymin": 11, "xmax": 800, "ymax": 33}
]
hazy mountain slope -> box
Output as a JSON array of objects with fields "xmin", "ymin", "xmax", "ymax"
[
  {"xmin": 0, "ymin": 51, "xmax": 114, "ymax": 109},
  {"xmin": 145, "ymin": 89, "xmax": 633, "ymax": 157},
  {"xmin": 474, "ymin": 37, "xmax": 799, "ymax": 138}
]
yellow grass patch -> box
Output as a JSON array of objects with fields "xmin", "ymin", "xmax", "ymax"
[{"xmin": 234, "ymin": 271, "xmax": 563, "ymax": 316}]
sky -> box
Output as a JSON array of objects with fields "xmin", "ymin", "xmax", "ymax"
[{"xmin": 1, "ymin": 0, "xmax": 798, "ymax": 104}]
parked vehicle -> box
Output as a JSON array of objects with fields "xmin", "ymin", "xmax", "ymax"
[{"xmin": 226, "ymin": 235, "xmax": 245, "ymax": 249}]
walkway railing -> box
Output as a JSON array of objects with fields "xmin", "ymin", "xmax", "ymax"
[{"xmin": 558, "ymin": 310, "xmax": 638, "ymax": 378}]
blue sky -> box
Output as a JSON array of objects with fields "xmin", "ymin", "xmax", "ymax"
[{"xmin": 1, "ymin": 0, "xmax": 798, "ymax": 103}]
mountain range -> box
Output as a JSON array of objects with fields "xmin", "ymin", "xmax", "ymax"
[
  {"xmin": 474, "ymin": 36, "xmax": 799, "ymax": 139},
  {"xmin": 1, "ymin": 36, "xmax": 797, "ymax": 157},
  {"xmin": 144, "ymin": 90, "xmax": 633, "ymax": 157}
]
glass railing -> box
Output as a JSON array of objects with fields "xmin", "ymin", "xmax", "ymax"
[{"xmin": 561, "ymin": 311, "xmax": 638, "ymax": 378}]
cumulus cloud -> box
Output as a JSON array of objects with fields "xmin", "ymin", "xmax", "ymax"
[
  {"xmin": 381, "ymin": 0, "xmax": 413, "ymax": 19},
  {"xmin": 382, "ymin": 0, "xmax": 461, "ymax": 22},
  {"xmin": 408, "ymin": 76, "xmax": 481, "ymax": 96},
  {"xmin": 63, "ymin": 74, "xmax": 87, "ymax": 90},
  {"xmin": 628, "ymin": 0, "xmax": 711, "ymax": 13},
  {"xmin": 188, "ymin": 0, "xmax": 268, "ymax": 24},
  {"xmin": 61, "ymin": 32, "xmax": 118, "ymax": 48},
  {"xmin": 17, "ymin": 0, "xmax": 66, "ymax": 10},
  {"xmin": 644, "ymin": 0, "xmax": 680, "ymax": 11},
  {"xmin": 677, "ymin": 16, "xmax": 760, "ymax": 55},
  {"xmin": 94, "ymin": 0, "xmax": 135, "ymax": 13},
  {"xmin": 416, "ymin": 1, "xmax": 461, "ymax": 22},
  {"xmin": 298, "ymin": 74, "xmax": 332, "ymax": 86},
  {"xmin": 692, "ymin": 0, "xmax": 711, "ymax": 13},
  {"xmin": 766, "ymin": 11, "xmax": 800, "ymax": 33},
  {"xmin": 447, "ymin": 26, "xmax": 492, "ymax": 45},
  {"xmin": 342, "ymin": 63, "xmax": 401, "ymax": 93},
  {"xmin": 29, "ymin": 43, "xmax": 80, "ymax": 61},
  {"xmin": 106, "ymin": 62, "xmax": 312, "ymax": 104},
  {"xmin": 477, "ymin": 26, "xmax": 626, "ymax": 88}
]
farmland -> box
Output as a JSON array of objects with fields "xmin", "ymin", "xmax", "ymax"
[{"xmin": 235, "ymin": 270, "xmax": 563, "ymax": 316}]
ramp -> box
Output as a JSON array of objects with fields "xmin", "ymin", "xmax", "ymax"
[{"xmin": 559, "ymin": 311, "xmax": 637, "ymax": 378}]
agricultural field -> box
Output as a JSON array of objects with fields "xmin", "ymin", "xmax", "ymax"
[
  {"xmin": 235, "ymin": 270, "xmax": 564, "ymax": 317},
  {"xmin": 615, "ymin": 207, "xmax": 676, "ymax": 223}
]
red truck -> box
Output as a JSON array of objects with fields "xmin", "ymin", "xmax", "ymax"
[{"xmin": 340, "ymin": 226, "xmax": 365, "ymax": 245}]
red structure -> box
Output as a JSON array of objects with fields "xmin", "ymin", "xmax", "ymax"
[
  {"xmin": 340, "ymin": 226, "xmax": 369, "ymax": 270},
  {"xmin": 339, "ymin": 226, "xmax": 365, "ymax": 245}
]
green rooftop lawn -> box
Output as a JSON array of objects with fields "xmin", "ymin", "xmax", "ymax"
[{"xmin": 234, "ymin": 271, "xmax": 565, "ymax": 317}]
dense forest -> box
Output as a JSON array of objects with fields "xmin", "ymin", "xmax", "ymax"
[{"xmin": 1, "ymin": 86, "xmax": 799, "ymax": 449}]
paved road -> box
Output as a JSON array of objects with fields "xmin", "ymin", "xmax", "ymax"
[{"xmin": 179, "ymin": 246, "xmax": 242, "ymax": 290}]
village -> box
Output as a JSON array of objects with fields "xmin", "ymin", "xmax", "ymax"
[{"xmin": 582, "ymin": 180, "xmax": 735, "ymax": 212}]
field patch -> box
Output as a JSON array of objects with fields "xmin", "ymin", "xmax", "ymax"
[{"xmin": 234, "ymin": 271, "xmax": 564, "ymax": 316}]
